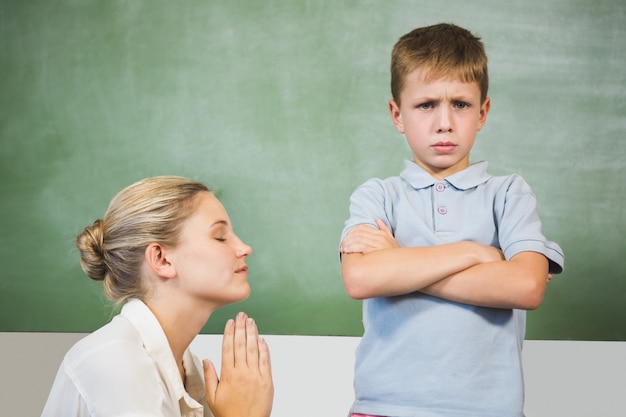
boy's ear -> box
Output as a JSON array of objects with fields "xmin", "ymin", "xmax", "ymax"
[
  {"xmin": 389, "ymin": 99, "xmax": 405, "ymax": 134},
  {"xmin": 144, "ymin": 243, "xmax": 176, "ymax": 279},
  {"xmin": 477, "ymin": 96, "xmax": 491, "ymax": 131}
]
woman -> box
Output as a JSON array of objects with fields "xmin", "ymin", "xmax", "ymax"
[{"xmin": 41, "ymin": 176, "xmax": 273, "ymax": 417}]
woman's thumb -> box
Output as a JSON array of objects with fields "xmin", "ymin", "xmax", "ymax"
[{"xmin": 203, "ymin": 359, "xmax": 219, "ymax": 400}]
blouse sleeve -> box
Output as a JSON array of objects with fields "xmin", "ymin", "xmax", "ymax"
[
  {"xmin": 41, "ymin": 340, "xmax": 180, "ymax": 417},
  {"xmin": 40, "ymin": 360, "xmax": 90, "ymax": 417}
]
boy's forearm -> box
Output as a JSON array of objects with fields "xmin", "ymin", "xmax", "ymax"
[
  {"xmin": 420, "ymin": 251, "xmax": 549, "ymax": 310},
  {"xmin": 341, "ymin": 241, "xmax": 498, "ymax": 299}
]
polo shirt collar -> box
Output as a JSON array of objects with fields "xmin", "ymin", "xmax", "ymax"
[{"xmin": 400, "ymin": 160, "xmax": 492, "ymax": 190}]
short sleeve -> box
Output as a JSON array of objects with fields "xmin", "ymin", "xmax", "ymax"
[
  {"xmin": 497, "ymin": 175, "xmax": 564, "ymax": 274},
  {"xmin": 341, "ymin": 179, "xmax": 389, "ymax": 241}
]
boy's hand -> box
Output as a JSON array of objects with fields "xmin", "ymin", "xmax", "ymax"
[
  {"xmin": 341, "ymin": 219, "xmax": 399, "ymax": 254},
  {"xmin": 204, "ymin": 312, "xmax": 274, "ymax": 417},
  {"xmin": 479, "ymin": 244, "xmax": 505, "ymax": 264}
]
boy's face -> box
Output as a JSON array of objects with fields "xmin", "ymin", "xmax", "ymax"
[{"xmin": 389, "ymin": 69, "xmax": 490, "ymax": 179}]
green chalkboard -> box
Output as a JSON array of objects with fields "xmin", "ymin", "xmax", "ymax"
[{"xmin": 1, "ymin": 0, "xmax": 624, "ymax": 340}]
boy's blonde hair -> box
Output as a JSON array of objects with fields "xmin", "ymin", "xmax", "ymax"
[
  {"xmin": 390, "ymin": 23, "xmax": 489, "ymax": 105},
  {"xmin": 76, "ymin": 176, "xmax": 210, "ymax": 304}
]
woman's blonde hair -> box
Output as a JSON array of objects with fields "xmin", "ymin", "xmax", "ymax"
[
  {"xmin": 76, "ymin": 176, "xmax": 210, "ymax": 304},
  {"xmin": 390, "ymin": 23, "xmax": 489, "ymax": 106}
]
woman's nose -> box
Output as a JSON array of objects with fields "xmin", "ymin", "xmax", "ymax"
[{"xmin": 237, "ymin": 240, "xmax": 252, "ymax": 258}]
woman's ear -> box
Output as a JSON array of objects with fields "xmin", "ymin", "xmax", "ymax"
[
  {"xmin": 144, "ymin": 243, "xmax": 176, "ymax": 279},
  {"xmin": 389, "ymin": 99, "xmax": 405, "ymax": 134}
]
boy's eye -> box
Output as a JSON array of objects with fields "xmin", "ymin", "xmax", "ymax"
[
  {"xmin": 454, "ymin": 101, "xmax": 470, "ymax": 109},
  {"xmin": 418, "ymin": 102, "xmax": 433, "ymax": 110},
  {"xmin": 214, "ymin": 237, "xmax": 227, "ymax": 242}
]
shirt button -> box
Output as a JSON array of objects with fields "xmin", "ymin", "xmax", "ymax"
[
  {"xmin": 435, "ymin": 183, "xmax": 445, "ymax": 192},
  {"xmin": 438, "ymin": 206, "xmax": 448, "ymax": 215}
]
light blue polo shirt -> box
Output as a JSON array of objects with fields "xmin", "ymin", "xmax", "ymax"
[{"xmin": 342, "ymin": 160, "xmax": 564, "ymax": 417}]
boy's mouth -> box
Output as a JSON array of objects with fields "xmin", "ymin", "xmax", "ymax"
[{"xmin": 432, "ymin": 142, "xmax": 457, "ymax": 153}]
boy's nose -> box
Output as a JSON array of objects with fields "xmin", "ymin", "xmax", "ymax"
[{"xmin": 436, "ymin": 108, "xmax": 453, "ymax": 133}]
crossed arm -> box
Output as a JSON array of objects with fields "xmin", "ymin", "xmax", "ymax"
[{"xmin": 340, "ymin": 220, "xmax": 550, "ymax": 310}]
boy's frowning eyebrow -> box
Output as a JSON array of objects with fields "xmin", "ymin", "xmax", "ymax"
[{"xmin": 411, "ymin": 94, "xmax": 478, "ymax": 103}]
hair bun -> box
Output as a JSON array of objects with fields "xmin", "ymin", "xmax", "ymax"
[{"xmin": 76, "ymin": 219, "xmax": 108, "ymax": 282}]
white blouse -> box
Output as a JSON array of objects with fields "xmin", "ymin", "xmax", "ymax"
[{"xmin": 41, "ymin": 299, "xmax": 213, "ymax": 417}]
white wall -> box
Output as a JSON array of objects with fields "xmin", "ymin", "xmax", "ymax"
[{"xmin": 3, "ymin": 333, "xmax": 624, "ymax": 417}]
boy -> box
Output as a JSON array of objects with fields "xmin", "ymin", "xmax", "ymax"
[{"xmin": 340, "ymin": 23, "xmax": 564, "ymax": 417}]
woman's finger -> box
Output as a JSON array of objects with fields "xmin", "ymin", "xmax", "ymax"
[
  {"xmin": 246, "ymin": 317, "xmax": 260, "ymax": 369},
  {"xmin": 258, "ymin": 337, "xmax": 272, "ymax": 378},
  {"xmin": 221, "ymin": 318, "xmax": 235, "ymax": 369},
  {"xmin": 233, "ymin": 312, "xmax": 248, "ymax": 367}
]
